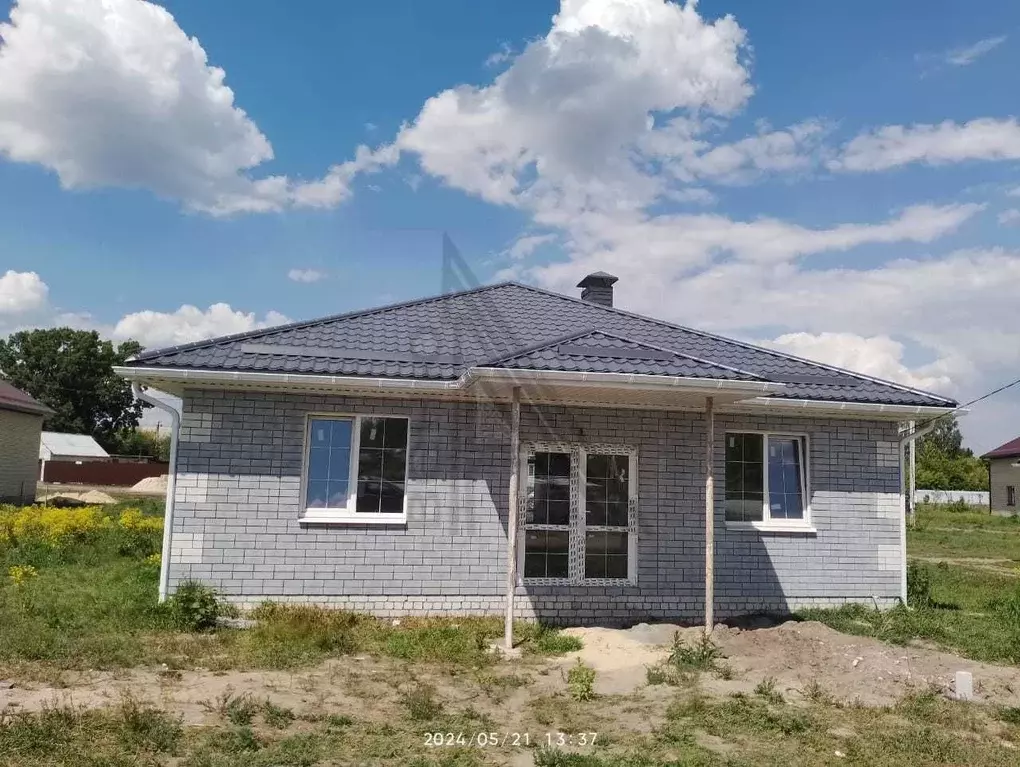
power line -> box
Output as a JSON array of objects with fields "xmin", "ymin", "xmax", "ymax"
[{"xmin": 916, "ymin": 374, "xmax": 1020, "ymax": 432}]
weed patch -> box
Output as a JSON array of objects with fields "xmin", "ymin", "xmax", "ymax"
[
  {"xmin": 402, "ymin": 683, "xmax": 444, "ymax": 721},
  {"xmin": 567, "ymin": 659, "xmax": 597, "ymax": 701},
  {"xmin": 754, "ymin": 676, "xmax": 784, "ymax": 704}
]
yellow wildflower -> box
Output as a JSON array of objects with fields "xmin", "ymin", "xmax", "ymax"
[{"xmin": 8, "ymin": 564, "xmax": 38, "ymax": 586}]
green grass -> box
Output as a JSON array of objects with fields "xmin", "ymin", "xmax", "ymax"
[
  {"xmin": 3, "ymin": 686, "xmax": 1019, "ymax": 767},
  {"xmin": 909, "ymin": 503, "xmax": 1020, "ymax": 561},
  {"xmin": 800, "ymin": 504, "xmax": 1020, "ymax": 665},
  {"xmin": 0, "ymin": 502, "xmax": 581, "ymax": 676},
  {"xmin": 0, "ymin": 698, "xmax": 490, "ymax": 767}
]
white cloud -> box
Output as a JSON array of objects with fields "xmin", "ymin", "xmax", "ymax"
[
  {"xmin": 112, "ymin": 304, "xmax": 290, "ymax": 349},
  {"xmin": 629, "ymin": 247, "xmax": 1020, "ymax": 379},
  {"xmin": 0, "ymin": 271, "xmax": 290, "ymax": 358},
  {"xmin": 505, "ymin": 234, "xmax": 558, "ymax": 260},
  {"xmin": 999, "ymin": 208, "xmax": 1020, "ymax": 225},
  {"xmin": 394, "ymin": 0, "xmax": 752, "ymax": 213},
  {"xmin": 288, "ymin": 268, "xmax": 326, "ymax": 283},
  {"xmin": 831, "ymin": 118, "xmax": 1020, "ymax": 173},
  {"xmin": 0, "ymin": 0, "xmax": 373, "ymax": 215},
  {"xmin": 1008, "ymin": 186, "xmax": 1020, "ymax": 197},
  {"xmin": 484, "ymin": 42, "xmax": 515, "ymax": 68},
  {"xmin": 944, "ymin": 35, "xmax": 1007, "ymax": 66},
  {"xmin": 762, "ymin": 332, "xmax": 952, "ymax": 393},
  {"xmin": 531, "ymin": 203, "xmax": 981, "ymax": 291},
  {"xmin": 658, "ymin": 120, "xmax": 831, "ymax": 185},
  {"xmin": 0, "ymin": 270, "xmax": 48, "ymax": 314}
]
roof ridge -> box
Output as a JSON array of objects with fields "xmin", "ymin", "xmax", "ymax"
[
  {"xmin": 131, "ymin": 281, "xmax": 519, "ymax": 362},
  {"xmin": 508, "ymin": 282, "xmax": 956, "ymax": 406},
  {"xmin": 579, "ymin": 331, "xmax": 764, "ymax": 379},
  {"xmin": 479, "ymin": 327, "xmax": 599, "ymax": 366},
  {"xmin": 481, "ymin": 327, "xmax": 763, "ymax": 379}
]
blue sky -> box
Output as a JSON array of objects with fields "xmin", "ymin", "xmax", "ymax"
[{"xmin": 0, "ymin": 0, "xmax": 1018, "ymax": 452}]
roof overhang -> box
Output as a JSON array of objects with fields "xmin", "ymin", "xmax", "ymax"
[
  {"xmin": 116, "ymin": 364, "xmax": 949, "ymax": 419},
  {"xmin": 0, "ymin": 400, "xmax": 53, "ymax": 417},
  {"xmin": 730, "ymin": 396, "xmax": 962, "ymax": 420},
  {"xmin": 467, "ymin": 367, "xmax": 783, "ymax": 408}
]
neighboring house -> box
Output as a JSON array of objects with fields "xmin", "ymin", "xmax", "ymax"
[
  {"xmin": 117, "ymin": 274, "xmax": 958, "ymax": 625},
  {"xmin": 981, "ymin": 437, "xmax": 1020, "ymax": 515},
  {"xmin": 0, "ymin": 380, "xmax": 52, "ymax": 504},
  {"xmin": 38, "ymin": 431, "xmax": 111, "ymax": 463}
]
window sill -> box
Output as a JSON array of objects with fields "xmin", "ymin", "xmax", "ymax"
[
  {"xmin": 299, "ymin": 511, "xmax": 407, "ymax": 526},
  {"xmin": 725, "ymin": 521, "xmax": 817, "ymax": 534}
]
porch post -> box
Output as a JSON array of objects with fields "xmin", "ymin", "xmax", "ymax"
[
  {"xmin": 908, "ymin": 420, "xmax": 916, "ymax": 527},
  {"xmin": 504, "ymin": 385, "xmax": 522, "ymax": 650},
  {"xmin": 704, "ymin": 396, "xmax": 715, "ymax": 635}
]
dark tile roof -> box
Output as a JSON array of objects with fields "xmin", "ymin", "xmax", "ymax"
[
  {"xmin": 0, "ymin": 380, "xmax": 52, "ymax": 416},
  {"xmin": 982, "ymin": 436, "xmax": 1020, "ymax": 459},
  {"xmin": 486, "ymin": 330, "xmax": 763, "ymax": 380},
  {"xmin": 127, "ymin": 281, "xmax": 956, "ymax": 407}
]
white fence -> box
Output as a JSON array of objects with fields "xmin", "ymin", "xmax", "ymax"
[{"xmin": 916, "ymin": 489, "xmax": 989, "ymax": 507}]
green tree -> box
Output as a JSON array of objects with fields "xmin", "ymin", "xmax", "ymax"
[
  {"xmin": 915, "ymin": 415, "xmax": 988, "ymax": 491},
  {"xmin": 919, "ymin": 416, "xmax": 967, "ymax": 458},
  {"xmin": 0, "ymin": 328, "xmax": 146, "ymax": 448},
  {"xmin": 105, "ymin": 429, "xmax": 171, "ymax": 460}
]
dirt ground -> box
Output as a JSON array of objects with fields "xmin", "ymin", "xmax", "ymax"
[
  {"xmin": 558, "ymin": 620, "xmax": 1020, "ymax": 706},
  {"xmin": 3, "ymin": 620, "xmax": 1018, "ymax": 727}
]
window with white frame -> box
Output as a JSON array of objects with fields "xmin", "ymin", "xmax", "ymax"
[
  {"xmin": 302, "ymin": 415, "xmax": 409, "ymax": 523},
  {"xmin": 521, "ymin": 444, "xmax": 636, "ymax": 584},
  {"xmin": 1008, "ymin": 485, "xmax": 1016, "ymax": 507},
  {"xmin": 725, "ymin": 432, "xmax": 809, "ymax": 526}
]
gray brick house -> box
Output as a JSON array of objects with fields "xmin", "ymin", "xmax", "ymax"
[{"xmin": 117, "ymin": 274, "xmax": 957, "ymax": 628}]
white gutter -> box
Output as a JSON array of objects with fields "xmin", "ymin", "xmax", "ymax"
[
  {"xmin": 132, "ymin": 383, "xmax": 180, "ymax": 603},
  {"xmin": 114, "ymin": 364, "xmax": 785, "ymax": 397},
  {"xmin": 897, "ymin": 419, "xmax": 939, "ymax": 605},
  {"xmin": 738, "ymin": 396, "xmax": 960, "ymax": 419},
  {"xmin": 469, "ymin": 367, "xmax": 785, "ymax": 394},
  {"xmin": 115, "ymin": 366, "xmax": 470, "ymax": 392}
]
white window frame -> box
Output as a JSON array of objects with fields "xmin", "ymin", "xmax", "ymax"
[
  {"xmin": 723, "ymin": 430, "xmax": 814, "ymax": 533},
  {"xmin": 299, "ymin": 413, "xmax": 410, "ymax": 525},
  {"xmin": 517, "ymin": 442, "xmax": 638, "ymax": 586}
]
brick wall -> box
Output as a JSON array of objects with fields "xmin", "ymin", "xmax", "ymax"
[
  {"xmin": 169, "ymin": 389, "xmax": 904, "ymax": 623},
  {"xmin": 0, "ymin": 408, "xmax": 43, "ymax": 504}
]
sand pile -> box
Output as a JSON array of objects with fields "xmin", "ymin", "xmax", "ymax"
[{"xmin": 132, "ymin": 475, "xmax": 168, "ymax": 493}]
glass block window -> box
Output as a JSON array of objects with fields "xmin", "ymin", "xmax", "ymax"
[{"xmin": 304, "ymin": 415, "xmax": 409, "ymax": 521}]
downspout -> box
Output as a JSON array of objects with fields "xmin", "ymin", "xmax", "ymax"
[
  {"xmin": 898, "ymin": 420, "xmax": 937, "ymax": 604},
  {"xmin": 132, "ymin": 383, "xmax": 180, "ymax": 603}
]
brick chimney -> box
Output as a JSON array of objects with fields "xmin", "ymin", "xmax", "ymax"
[{"xmin": 576, "ymin": 271, "xmax": 619, "ymax": 308}]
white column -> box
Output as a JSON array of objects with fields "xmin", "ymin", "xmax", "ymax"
[
  {"xmin": 704, "ymin": 396, "xmax": 715, "ymax": 635},
  {"xmin": 908, "ymin": 420, "xmax": 917, "ymax": 527},
  {"xmin": 504, "ymin": 386, "xmax": 522, "ymax": 650}
]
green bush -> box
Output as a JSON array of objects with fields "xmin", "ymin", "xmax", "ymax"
[
  {"xmin": 163, "ymin": 581, "xmax": 222, "ymax": 631},
  {"xmin": 668, "ymin": 632, "xmax": 724, "ymax": 672},
  {"xmin": 907, "ymin": 562, "xmax": 934, "ymax": 608}
]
